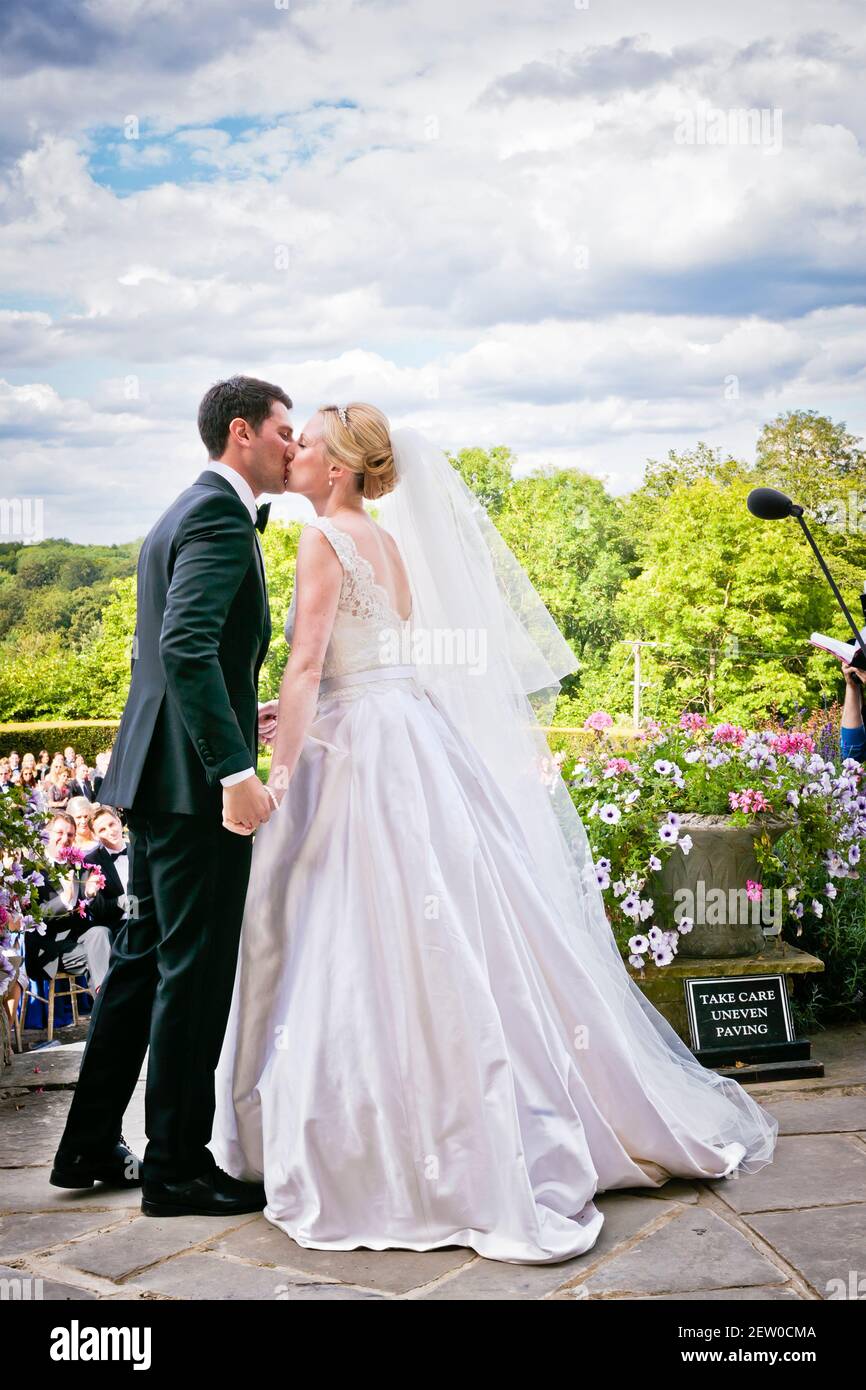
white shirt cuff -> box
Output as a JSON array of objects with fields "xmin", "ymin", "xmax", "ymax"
[{"xmin": 220, "ymin": 767, "xmax": 256, "ymax": 787}]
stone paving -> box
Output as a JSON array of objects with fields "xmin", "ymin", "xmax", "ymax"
[{"xmin": 2, "ymin": 1022, "xmax": 865, "ymax": 1301}]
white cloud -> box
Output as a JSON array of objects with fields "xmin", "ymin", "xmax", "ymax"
[{"xmin": 0, "ymin": 0, "xmax": 864, "ymax": 540}]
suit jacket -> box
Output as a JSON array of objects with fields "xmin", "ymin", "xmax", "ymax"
[
  {"xmin": 77, "ymin": 776, "xmax": 97, "ymax": 802},
  {"xmin": 83, "ymin": 843, "xmax": 129, "ymax": 933},
  {"xmin": 99, "ymin": 470, "xmax": 272, "ymax": 816}
]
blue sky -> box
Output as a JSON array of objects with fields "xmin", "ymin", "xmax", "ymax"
[{"xmin": 0, "ymin": 0, "xmax": 864, "ymax": 542}]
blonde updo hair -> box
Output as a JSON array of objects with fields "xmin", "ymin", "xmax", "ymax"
[{"xmin": 319, "ymin": 403, "xmax": 397, "ymax": 501}]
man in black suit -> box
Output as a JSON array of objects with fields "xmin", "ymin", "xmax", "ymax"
[
  {"xmin": 52, "ymin": 376, "xmax": 295, "ymax": 1217},
  {"xmin": 84, "ymin": 806, "xmax": 131, "ymax": 940},
  {"xmin": 26, "ymin": 813, "xmax": 114, "ymax": 991}
]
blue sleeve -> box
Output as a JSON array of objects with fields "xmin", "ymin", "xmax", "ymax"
[{"xmin": 840, "ymin": 722, "xmax": 866, "ymax": 765}]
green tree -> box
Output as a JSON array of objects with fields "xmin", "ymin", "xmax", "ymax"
[{"xmin": 612, "ymin": 469, "xmax": 845, "ymax": 725}]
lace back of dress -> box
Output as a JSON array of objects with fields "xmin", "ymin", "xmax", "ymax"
[{"xmin": 284, "ymin": 515, "xmax": 411, "ymax": 681}]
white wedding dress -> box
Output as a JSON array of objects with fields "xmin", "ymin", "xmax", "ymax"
[{"xmin": 210, "ymin": 510, "xmax": 778, "ymax": 1265}]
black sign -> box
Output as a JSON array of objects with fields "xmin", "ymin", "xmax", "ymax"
[{"xmin": 685, "ymin": 974, "xmax": 795, "ymax": 1054}]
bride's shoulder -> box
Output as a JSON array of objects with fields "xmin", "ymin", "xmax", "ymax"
[{"xmin": 298, "ymin": 517, "xmax": 349, "ymax": 571}]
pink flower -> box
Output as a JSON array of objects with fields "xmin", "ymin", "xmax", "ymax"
[
  {"xmin": 57, "ymin": 846, "xmax": 87, "ymax": 870},
  {"xmin": 745, "ymin": 879, "xmax": 763, "ymax": 902},
  {"xmin": 584, "ymin": 710, "xmax": 614, "ymax": 732},
  {"xmin": 770, "ymin": 731, "xmax": 815, "ymax": 756},
  {"xmin": 729, "ymin": 788, "xmax": 772, "ymax": 814},
  {"xmin": 679, "ymin": 712, "xmax": 708, "ymax": 731},
  {"xmin": 713, "ymin": 723, "xmax": 747, "ymax": 746},
  {"xmin": 603, "ymin": 758, "xmax": 632, "ymax": 775}
]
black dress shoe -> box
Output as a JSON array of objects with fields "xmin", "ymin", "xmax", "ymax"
[
  {"xmin": 140, "ymin": 1166, "xmax": 266, "ymax": 1218},
  {"xmin": 50, "ymin": 1137, "xmax": 142, "ymax": 1189}
]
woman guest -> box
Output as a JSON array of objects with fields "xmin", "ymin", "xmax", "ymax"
[
  {"xmin": 44, "ymin": 762, "xmax": 73, "ymax": 812},
  {"xmin": 20, "ymin": 765, "xmax": 44, "ymax": 809},
  {"xmin": 67, "ymin": 797, "xmax": 101, "ymax": 854},
  {"xmin": 840, "ymin": 659, "xmax": 866, "ymax": 765}
]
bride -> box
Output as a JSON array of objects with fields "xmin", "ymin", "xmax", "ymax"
[{"xmin": 210, "ymin": 402, "xmax": 778, "ymax": 1265}]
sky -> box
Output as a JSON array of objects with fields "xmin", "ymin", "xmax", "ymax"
[{"xmin": 0, "ymin": 0, "xmax": 864, "ymax": 543}]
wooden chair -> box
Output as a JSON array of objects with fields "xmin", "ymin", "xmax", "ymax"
[{"xmin": 46, "ymin": 971, "xmax": 92, "ymax": 1042}]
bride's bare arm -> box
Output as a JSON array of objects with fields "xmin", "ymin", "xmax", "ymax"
[{"xmin": 267, "ymin": 529, "xmax": 343, "ymax": 798}]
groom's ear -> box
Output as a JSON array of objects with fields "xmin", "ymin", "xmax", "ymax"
[{"xmin": 228, "ymin": 415, "xmax": 253, "ymax": 448}]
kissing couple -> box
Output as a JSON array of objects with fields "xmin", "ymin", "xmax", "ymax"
[{"xmin": 51, "ymin": 376, "xmax": 778, "ymax": 1265}]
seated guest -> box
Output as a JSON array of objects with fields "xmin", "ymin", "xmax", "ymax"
[
  {"xmin": 21, "ymin": 752, "xmax": 36, "ymax": 778},
  {"xmin": 20, "ymin": 765, "xmax": 44, "ymax": 809},
  {"xmin": 75, "ymin": 757, "xmax": 97, "ymax": 801},
  {"xmin": 63, "ymin": 745, "xmax": 76, "ymax": 769},
  {"xmin": 8, "ymin": 750, "xmax": 20, "ymax": 772},
  {"xmin": 44, "ymin": 764, "xmax": 73, "ymax": 812},
  {"xmin": 67, "ymin": 796, "xmax": 100, "ymax": 854},
  {"xmin": 84, "ymin": 806, "xmax": 131, "ymax": 939},
  {"xmin": 0, "ymin": 758, "xmax": 10, "ymax": 791},
  {"xmin": 840, "ymin": 659, "xmax": 866, "ymax": 766},
  {"xmin": 36, "ymin": 750, "xmax": 50, "ymax": 781},
  {"xmin": 24, "ymin": 813, "xmax": 113, "ymax": 996}
]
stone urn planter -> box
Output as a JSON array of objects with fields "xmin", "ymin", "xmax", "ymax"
[{"xmin": 650, "ymin": 813, "xmax": 792, "ymax": 958}]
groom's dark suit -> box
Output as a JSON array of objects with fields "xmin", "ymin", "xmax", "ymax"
[{"xmin": 57, "ymin": 470, "xmax": 272, "ymax": 1183}]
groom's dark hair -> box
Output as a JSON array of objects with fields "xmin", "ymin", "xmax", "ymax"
[{"xmin": 198, "ymin": 375, "xmax": 293, "ymax": 459}]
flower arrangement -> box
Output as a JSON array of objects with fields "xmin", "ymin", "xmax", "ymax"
[
  {"xmin": 563, "ymin": 710, "xmax": 866, "ymax": 971},
  {"xmin": 0, "ymin": 785, "xmax": 58, "ymax": 996}
]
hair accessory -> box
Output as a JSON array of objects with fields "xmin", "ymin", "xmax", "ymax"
[{"xmin": 336, "ymin": 406, "xmax": 348, "ymax": 427}]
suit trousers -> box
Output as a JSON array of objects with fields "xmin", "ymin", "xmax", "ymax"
[{"xmin": 57, "ymin": 809, "xmax": 254, "ymax": 1183}]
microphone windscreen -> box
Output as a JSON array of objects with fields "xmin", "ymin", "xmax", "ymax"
[{"xmin": 747, "ymin": 487, "xmax": 794, "ymax": 520}]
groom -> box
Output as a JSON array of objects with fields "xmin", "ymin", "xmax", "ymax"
[{"xmin": 51, "ymin": 376, "xmax": 295, "ymax": 1217}]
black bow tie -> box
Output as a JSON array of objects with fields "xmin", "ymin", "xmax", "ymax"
[{"xmin": 255, "ymin": 503, "xmax": 271, "ymax": 534}]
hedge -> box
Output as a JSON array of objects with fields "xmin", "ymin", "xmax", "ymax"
[
  {"xmin": 0, "ymin": 721, "xmax": 641, "ymax": 768},
  {"xmin": 0, "ymin": 721, "xmax": 120, "ymax": 764}
]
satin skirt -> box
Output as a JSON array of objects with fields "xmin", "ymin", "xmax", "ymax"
[{"xmin": 210, "ymin": 672, "xmax": 769, "ymax": 1264}]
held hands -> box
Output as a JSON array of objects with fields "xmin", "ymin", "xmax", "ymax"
[
  {"xmin": 257, "ymin": 699, "xmax": 279, "ymax": 746},
  {"xmin": 222, "ymin": 775, "xmax": 277, "ymax": 836}
]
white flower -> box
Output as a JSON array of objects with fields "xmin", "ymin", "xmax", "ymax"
[
  {"xmin": 599, "ymin": 803, "xmax": 621, "ymax": 824},
  {"xmin": 628, "ymin": 934, "xmax": 650, "ymax": 954},
  {"xmin": 678, "ymin": 834, "xmax": 693, "ymax": 856},
  {"xmin": 676, "ymin": 916, "xmax": 694, "ymax": 934},
  {"xmin": 639, "ymin": 897, "xmax": 654, "ymax": 921},
  {"xmin": 648, "ymin": 854, "xmax": 662, "ymax": 871},
  {"xmin": 811, "ymin": 899, "xmax": 823, "ymax": 918}
]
